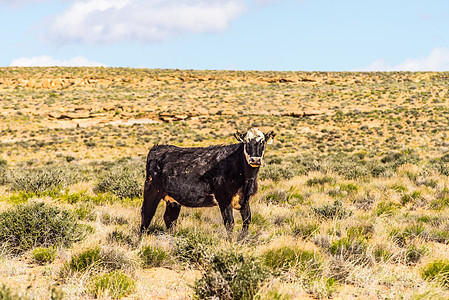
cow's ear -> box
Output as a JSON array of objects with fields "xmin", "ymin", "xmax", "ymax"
[
  {"xmin": 265, "ymin": 131, "xmax": 276, "ymax": 144},
  {"xmin": 234, "ymin": 131, "xmax": 246, "ymax": 142}
]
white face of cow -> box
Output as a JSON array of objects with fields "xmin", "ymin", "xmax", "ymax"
[{"xmin": 234, "ymin": 128, "xmax": 276, "ymax": 167}]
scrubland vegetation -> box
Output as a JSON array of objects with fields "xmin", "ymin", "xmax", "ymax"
[{"xmin": 1, "ymin": 68, "xmax": 449, "ymax": 299}]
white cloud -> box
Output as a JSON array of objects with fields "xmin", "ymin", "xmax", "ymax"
[
  {"xmin": 46, "ymin": 0, "xmax": 246, "ymax": 44},
  {"xmin": 0, "ymin": 0, "xmax": 71, "ymax": 8},
  {"xmin": 253, "ymin": 0, "xmax": 285, "ymax": 6},
  {"xmin": 360, "ymin": 47, "xmax": 449, "ymax": 71},
  {"xmin": 10, "ymin": 55, "xmax": 106, "ymax": 67},
  {"xmin": 0, "ymin": 0, "xmax": 41, "ymax": 5}
]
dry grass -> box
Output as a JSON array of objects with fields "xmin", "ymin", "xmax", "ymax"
[{"xmin": 1, "ymin": 68, "xmax": 449, "ymax": 299}]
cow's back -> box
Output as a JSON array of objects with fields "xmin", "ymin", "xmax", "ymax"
[
  {"xmin": 147, "ymin": 144, "xmax": 237, "ymax": 174},
  {"xmin": 145, "ymin": 144, "xmax": 241, "ymax": 207}
]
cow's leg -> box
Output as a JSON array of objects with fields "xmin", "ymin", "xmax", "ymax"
[
  {"xmin": 219, "ymin": 202, "xmax": 235, "ymax": 232},
  {"xmin": 140, "ymin": 182, "xmax": 163, "ymax": 233},
  {"xmin": 240, "ymin": 203, "xmax": 251, "ymax": 232},
  {"xmin": 163, "ymin": 201, "xmax": 181, "ymax": 229}
]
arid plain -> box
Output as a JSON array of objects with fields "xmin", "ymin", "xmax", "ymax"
[{"xmin": 1, "ymin": 68, "xmax": 449, "ymax": 299}]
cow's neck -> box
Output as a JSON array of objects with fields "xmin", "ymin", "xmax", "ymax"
[{"xmin": 243, "ymin": 161, "xmax": 259, "ymax": 179}]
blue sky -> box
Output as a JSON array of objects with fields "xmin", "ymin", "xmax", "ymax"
[{"xmin": 1, "ymin": 0, "xmax": 449, "ymax": 71}]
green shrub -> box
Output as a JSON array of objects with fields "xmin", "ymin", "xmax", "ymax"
[
  {"xmin": 108, "ymin": 229, "xmax": 136, "ymax": 246},
  {"xmin": 50, "ymin": 287, "xmax": 64, "ymax": 300},
  {"xmin": 309, "ymin": 277, "xmax": 338, "ymax": 299},
  {"xmin": 94, "ymin": 161, "xmax": 144, "ymax": 199},
  {"xmin": 62, "ymin": 246, "xmax": 132, "ymax": 277},
  {"xmin": 365, "ymin": 160, "xmax": 390, "ymax": 177},
  {"xmin": 88, "ymin": 270, "xmax": 135, "ymax": 299},
  {"xmin": 173, "ymin": 228, "xmax": 215, "ymax": 266},
  {"xmin": 419, "ymin": 178, "xmax": 438, "ymax": 188},
  {"xmin": 100, "ymin": 213, "xmax": 129, "ymax": 226},
  {"xmin": 264, "ymin": 188, "xmax": 304, "ymax": 206},
  {"xmin": 404, "ymin": 224, "xmax": 426, "ymax": 238},
  {"xmin": 98, "ymin": 247, "xmax": 134, "ymax": 272},
  {"xmin": 101, "ymin": 213, "xmax": 112, "ymax": 224},
  {"xmin": 193, "ymin": 250, "xmax": 268, "ymax": 300},
  {"xmin": 346, "ymin": 223, "xmax": 374, "ymax": 240},
  {"xmin": 264, "ymin": 189, "xmax": 288, "ymax": 204},
  {"xmin": 380, "ymin": 151, "xmax": 419, "ymax": 168},
  {"xmin": 415, "ymin": 215, "xmax": 443, "ymax": 226},
  {"xmin": 375, "ymin": 201, "xmax": 400, "ymax": 217},
  {"xmin": 401, "ymin": 191, "xmax": 422, "ymax": 205},
  {"xmin": 428, "ymin": 158, "xmax": 449, "ymax": 176},
  {"xmin": 257, "ymin": 289, "xmax": 291, "ymax": 300},
  {"xmin": 312, "ymin": 200, "xmax": 352, "ymax": 220},
  {"xmin": 324, "ymin": 153, "xmax": 369, "ymax": 180},
  {"xmin": 0, "ymin": 202, "xmax": 87, "ymax": 254},
  {"xmin": 430, "ymin": 197, "xmax": 449, "ymax": 210},
  {"xmin": 390, "ymin": 224, "xmax": 425, "ymax": 247},
  {"xmin": 8, "ymin": 167, "xmax": 73, "ymax": 194},
  {"xmin": 32, "ymin": 247, "xmax": 57, "ymax": 265},
  {"xmin": 306, "ymin": 175, "xmax": 335, "ymax": 187},
  {"xmin": 290, "ymin": 157, "xmax": 318, "ymax": 175},
  {"xmin": 59, "ymin": 191, "xmax": 118, "ymax": 205},
  {"xmin": 140, "ymin": 222, "xmax": 166, "ymax": 234},
  {"xmin": 1, "ymin": 191, "xmax": 35, "ymax": 204},
  {"xmin": 69, "ymin": 247, "xmax": 102, "ymax": 272},
  {"xmin": 326, "ymin": 153, "xmax": 369, "ymax": 179},
  {"xmin": 421, "ymin": 260, "xmax": 449, "ymax": 288},
  {"xmin": 262, "ymin": 246, "xmax": 322, "ymax": 276},
  {"xmin": 392, "ymin": 184, "xmax": 408, "ymax": 193},
  {"xmin": 426, "ymin": 229, "xmax": 449, "ymax": 244},
  {"xmin": 259, "ymin": 165, "xmax": 295, "ymax": 182},
  {"xmin": 329, "ymin": 237, "xmax": 368, "ymax": 262},
  {"xmin": 404, "ymin": 244, "xmax": 427, "ymax": 265},
  {"xmin": 139, "ymin": 245, "xmax": 169, "ymax": 268},
  {"xmin": 0, "ymin": 284, "xmax": 30, "ymax": 300},
  {"xmin": 64, "ymin": 246, "xmax": 132, "ymax": 275},
  {"xmin": 73, "ymin": 203, "xmax": 96, "ymax": 221},
  {"xmin": 373, "ymin": 245, "xmax": 393, "ymax": 263},
  {"xmin": 0, "ymin": 163, "xmax": 8, "ymax": 186},
  {"xmin": 286, "ymin": 192, "xmax": 304, "ymax": 206},
  {"xmin": 251, "ymin": 212, "xmax": 269, "ymax": 228},
  {"xmin": 291, "ymin": 222, "xmax": 320, "ymax": 239},
  {"xmin": 331, "ymin": 161, "xmax": 369, "ymax": 180},
  {"xmin": 339, "ymin": 183, "xmax": 359, "ymax": 193}
]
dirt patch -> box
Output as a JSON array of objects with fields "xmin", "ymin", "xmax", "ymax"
[{"xmin": 134, "ymin": 267, "xmax": 201, "ymax": 299}]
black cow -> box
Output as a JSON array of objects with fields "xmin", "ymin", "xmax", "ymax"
[{"xmin": 140, "ymin": 128, "xmax": 275, "ymax": 233}]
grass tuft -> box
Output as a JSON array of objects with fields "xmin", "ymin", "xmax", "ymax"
[
  {"xmin": 421, "ymin": 260, "xmax": 449, "ymax": 288},
  {"xmin": 139, "ymin": 245, "xmax": 170, "ymax": 268},
  {"xmin": 291, "ymin": 222, "xmax": 320, "ymax": 239},
  {"xmin": 306, "ymin": 175, "xmax": 335, "ymax": 187},
  {"xmin": 88, "ymin": 270, "xmax": 136, "ymax": 299},
  {"xmin": 31, "ymin": 247, "xmax": 57, "ymax": 265},
  {"xmin": 312, "ymin": 200, "xmax": 352, "ymax": 220},
  {"xmin": 262, "ymin": 245, "xmax": 323, "ymax": 276}
]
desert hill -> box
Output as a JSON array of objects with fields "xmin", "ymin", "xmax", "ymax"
[{"xmin": 1, "ymin": 68, "xmax": 448, "ymax": 166}]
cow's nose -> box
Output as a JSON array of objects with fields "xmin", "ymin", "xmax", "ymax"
[{"xmin": 249, "ymin": 157, "xmax": 262, "ymax": 166}]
